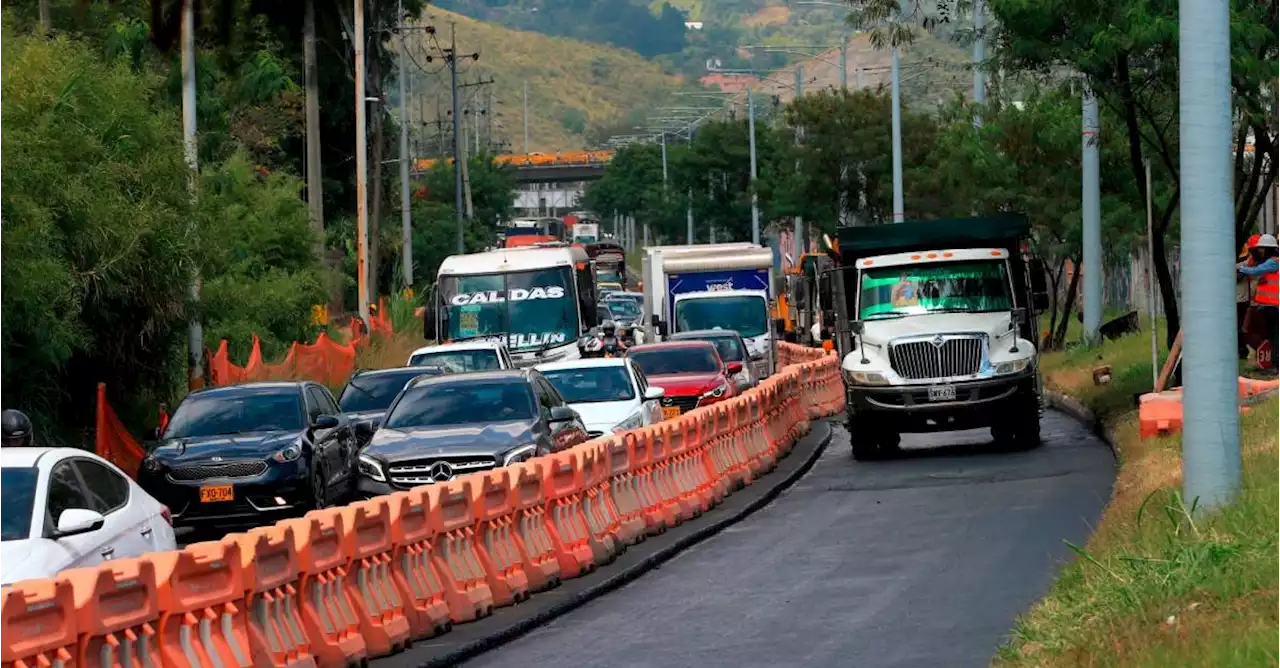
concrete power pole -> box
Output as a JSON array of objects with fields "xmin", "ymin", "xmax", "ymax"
[
  {"xmin": 839, "ymin": 35, "xmax": 848, "ymax": 90},
  {"xmin": 890, "ymin": 45, "xmax": 904, "ymax": 223},
  {"xmin": 794, "ymin": 64, "xmax": 804, "ymax": 262},
  {"xmin": 449, "ymin": 24, "xmax": 465, "ymax": 253},
  {"xmin": 972, "ymin": 0, "xmax": 986, "ymax": 127},
  {"xmin": 354, "ymin": 0, "xmax": 371, "ymax": 327},
  {"xmin": 304, "ymin": 0, "xmax": 324, "ymax": 258},
  {"xmin": 397, "ymin": 0, "xmax": 413, "ymax": 290},
  {"xmin": 748, "ymin": 88, "xmax": 761, "ymax": 245},
  {"xmin": 1081, "ymin": 90, "xmax": 1102, "ymax": 346},
  {"xmin": 523, "ymin": 80, "xmax": 530, "ymax": 154},
  {"xmin": 687, "ymin": 189, "xmax": 695, "ymax": 243},
  {"xmin": 182, "ymin": 0, "xmax": 203, "ymax": 388},
  {"xmin": 1179, "ymin": 0, "xmax": 1241, "ymax": 509}
]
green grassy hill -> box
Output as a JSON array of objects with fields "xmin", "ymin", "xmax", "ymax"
[{"xmin": 404, "ymin": 8, "xmax": 688, "ymax": 153}]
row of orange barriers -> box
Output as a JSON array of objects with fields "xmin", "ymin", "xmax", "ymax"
[
  {"xmin": 1138, "ymin": 376, "xmax": 1280, "ymax": 438},
  {"xmin": 209, "ymin": 307, "xmax": 394, "ymax": 388},
  {"xmin": 415, "ymin": 150, "xmax": 615, "ymax": 171},
  {"xmin": 4, "ymin": 346, "xmax": 842, "ymax": 668}
]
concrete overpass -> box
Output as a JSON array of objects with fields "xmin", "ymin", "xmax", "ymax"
[{"xmin": 415, "ymin": 150, "xmax": 612, "ymax": 183}]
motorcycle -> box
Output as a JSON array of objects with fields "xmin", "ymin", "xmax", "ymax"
[{"xmin": 579, "ymin": 321, "xmax": 628, "ymax": 358}]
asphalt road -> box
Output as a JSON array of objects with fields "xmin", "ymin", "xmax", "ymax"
[{"xmin": 467, "ymin": 411, "xmax": 1115, "ymax": 668}]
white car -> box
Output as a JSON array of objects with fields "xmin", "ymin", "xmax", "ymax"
[
  {"xmin": 536, "ymin": 358, "xmax": 665, "ymax": 437},
  {"xmin": 407, "ymin": 339, "xmax": 513, "ymax": 372},
  {"xmin": 1, "ymin": 448, "xmax": 177, "ymax": 585}
]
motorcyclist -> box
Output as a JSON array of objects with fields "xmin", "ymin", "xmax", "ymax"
[
  {"xmin": 600, "ymin": 319, "xmax": 626, "ymax": 356},
  {"xmin": 2, "ymin": 409, "xmax": 35, "ymax": 447}
]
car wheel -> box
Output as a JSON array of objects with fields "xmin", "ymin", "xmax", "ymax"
[{"xmin": 310, "ymin": 466, "xmax": 327, "ymax": 510}]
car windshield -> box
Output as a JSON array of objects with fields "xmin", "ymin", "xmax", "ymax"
[
  {"xmin": 859, "ymin": 259, "xmax": 1013, "ymax": 320},
  {"xmin": 629, "ymin": 346, "xmax": 721, "ymax": 375},
  {"xmin": 674, "ymin": 296, "xmax": 768, "ymax": 338},
  {"xmin": 408, "ymin": 349, "xmax": 502, "ymax": 373},
  {"xmin": 385, "ymin": 380, "xmax": 535, "ymax": 428},
  {"xmin": 1, "ymin": 467, "xmax": 37, "ymax": 541},
  {"xmin": 164, "ymin": 389, "xmax": 303, "ymax": 438},
  {"xmin": 677, "ymin": 334, "xmax": 745, "ymax": 362},
  {"xmin": 604, "ymin": 300, "xmax": 641, "ymax": 320},
  {"xmin": 439, "ymin": 267, "xmax": 579, "ymax": 352},
  {"xmin": 542, "ymin": 366, "xmax": 636, "ymax": 403},
  {"xmin": 339, "ymin": 372, "xmax": 431, "ymax": 413}
]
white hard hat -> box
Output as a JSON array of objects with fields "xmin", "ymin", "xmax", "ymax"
[{"xmin": 1255, "ymin": 233, "xmax": 1279, "ymax": 249}]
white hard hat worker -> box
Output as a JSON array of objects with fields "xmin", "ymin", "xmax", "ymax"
[{"xmin": 1253, "ymin": 233, "xmax": 1279, "ymax": 249}]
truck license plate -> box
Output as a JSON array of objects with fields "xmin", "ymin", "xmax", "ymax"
[
  {"xmin": 927, "ymin": 385, "xmax": 957, "ymax": 402},
  {"xmin": 200, "ymin": 485, "xmax": 234, "ymax": 503}
]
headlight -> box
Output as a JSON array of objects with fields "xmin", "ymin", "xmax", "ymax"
[
  {"xmin": 272, "ymin": 443, "xmax": 303, "ymax": 463},
  {"xmin": 699, "ymin": 383, "xmax": 728, "ymax": 400},
  {"xmin": 844, "ymin": 369, "xmax": 890, "ymax": 386},
  {"xmin": 142, "ymin": 455, "xmax": 162, "ymax": 473},
  {"xmin": 613, "ymin": 411, "xmax": 645, "ymax": 432},
  {"xmin": 995, "ymin": 358, "xmax": 1031, "ymax": 375},
  {"xmin": 502, "ymin": 444, "xmax": 537, "ymax": 466},
  {"xmin": 358, "ymin": 454, "xmax": 385, "ymax": 481}
]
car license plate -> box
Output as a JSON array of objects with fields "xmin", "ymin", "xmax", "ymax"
[
  {"xmin": 927, "ymin": 385, "xmax": 957, "ymax": 402},
  {"xmin": 200, "ymin": 485, "xmax": 234, "ymax": 503},
  {"xmin": 662, "ymin": 406, "xmax": 681, "ymax": 419}
]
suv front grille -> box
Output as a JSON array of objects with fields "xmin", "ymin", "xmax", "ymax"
[
  {"xmin": 387, "ymin": 455, "xmax": 497, "ymax": 488},
  {"xmin": 889, "ymin": 336, "xmax": 984, "ymax": 380},
  {"xmin": 168, "ymin": 460, "xmax": 267, "ymax": 481},
  {"xmin": 661, "ymin": 395, "xmax": 700, "ymax": 413}
]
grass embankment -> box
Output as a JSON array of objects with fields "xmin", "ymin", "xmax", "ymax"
[{"xmin": 995, "ymin": 329, "xmax": 1279, "ymax": 667}]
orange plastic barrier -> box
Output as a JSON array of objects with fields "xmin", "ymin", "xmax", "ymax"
[
  {"xmin": 151, "ymin": 540, "xmax": 252, "ymax": 668},
  {"xmin": 62, "ymin": 558, "xmax": 162, "ymax": 668},
  {"xmin": 332, "ymin": 501, "xmax": 411, "ymax": 658},
  {"xmin": 95, "ymin": 382, "xmax": 146, "ymax": 479},
  {"xmin": 427, "ymin": 480, "xmax": 494, "ymax": 623},
  {"xmin": 385, "ymin": 489, "xmax": 453, "ymax": 640},
  {"xmin": 1138, "ymin": 375, "xmax": 1278, "ymax": 439},
  {"xmin": 2, "ymin": 578, "xmax": 77, "ymax": 668},
  {"xmin": 232, "ymin": 526, "xmax": 315, "ymax": 668},
  {"xmin": 11, "ymin": 342, "xmax": 849, "ymax": 668}
]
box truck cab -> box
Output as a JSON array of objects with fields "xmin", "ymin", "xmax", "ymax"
[
  {"xmin": 425, "ymin": 245, "xmax": 598, "ymax": 366},
  {"xmin": 642, "ymin": 244, "xmax": 777, "ymax": 381}
]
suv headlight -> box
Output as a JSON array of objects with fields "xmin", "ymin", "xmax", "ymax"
[
  {"xmin": 843, "ymin": 369, "xmax": 890, "ymax": 386},
  {"xmin": 699, "ymin": 383, "xmax": 729, "ymax": 401},
  {"xmin": 272, "ymin": 442, "xmax": 303, "ymax": 463},
  {"xmin": 613, "ymin": 411, "xmax": 645, "ymax": 433},
  {"xmin": 358, "ymin": 454, "xmax": 386, "ymax": 481},
  {"xmin": 502, "ymin": 444, "xmax": 537, "ymax": 466},
  {"xmin": 995, "ymin": 358, "xmax": 1031, "ymax": 375}
]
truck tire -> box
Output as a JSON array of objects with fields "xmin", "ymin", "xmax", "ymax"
[
  {"xmin": 848, "ymin": 410, "xmax": 900, "ymax": 461},
  {"xmin": 991, "ymin": 385, "xmax": 1041, "ymax": 450}
]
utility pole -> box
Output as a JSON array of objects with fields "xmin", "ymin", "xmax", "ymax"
[
  {"xmin": 1179, "ymin": 0, "xmax": 1240, "ymax": 509},
  {"xmin": 972, "ymin": 0, "xmax": 986, "ymax": 126},
  {"xmin": 794, "ymin": 64, "xmax": 805, "ymax": 261},
  {"xmin": 839, "ymin": 35, "xmax": 848, "ymax": 90},
  {"xmin": 891, "ymin": 44, "xmax": 904, "ymax": 223},
  {"xmin": 397, "ymin": 0, "xmax": 413, "ymax": 290},
  {"xmin": 660, "ymin": 133, "xmax": 669, "ymax": 192},
  {"xmin": 448, "ymin": 23, "xmax": 464, "ymax": 253},
  {"xmin": 1081, "ymin": 89, "xmax": 1102, "ymax": 346},
  {"xmin": 686, "ymin": 189, "xmax": 695, "ymax": 243},
  {"xmin": 460, "ymin": 105, "xmax": 473, "ymax": 218},
  {"xmin": 304, "ymin": 0, "xmax": 324, "ymax": 258},
  {"xmin": 354, "ymin": 0, "xmax": 370, "ymax": 327},
  {"xmin": 38, "ymin": 0, "xmax": 50, "ymax": 32},
  {"xmin": 748, "ymin": 87, "xmax": 761, "ymax": 245},
  {"xmin": 182, "ymin": 0, "xmax": 203, "ymax": 388},
  {"xmin": 523, "ymin": 80, "xmax": 530, "ymax": 154}
]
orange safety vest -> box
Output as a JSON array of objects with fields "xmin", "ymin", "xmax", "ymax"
[{"xmin": 1256, "ymin": 269, "xmax": 1280, "ymax": 306}]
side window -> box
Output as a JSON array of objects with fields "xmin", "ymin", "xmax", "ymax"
[
  {"xmin": 45, "ymin": 462, "xmax": 92, "ymax": 530},
  {"xmin": 631, "ymin": 363, "xmax": 648, "ymax": 393},
  {"xmin": 75, "ymin": 460, "xmax": 130, "ymax": 514},
  {"xmin": 576, "ymin": 264, "xmax": 597, "ymax": 328},
  {"xmin": 312, "ymin": 387, "xmax": 341, "ymax": 415},
  {"xmin": 304, "ymin": 388, "xmax": 325, "ymax": 422},
  {"xmin": 533, "ymin": 378, "xmax": 557, "ymax": 415}
]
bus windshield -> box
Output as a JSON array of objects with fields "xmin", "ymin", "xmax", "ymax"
[
  {"xmin": 858, "ymin": 260, "xmax": 1012, "ymax": 320},
  {"xmin": 440, "ymin": 267, "xmax": 579, "ymax": 351}
]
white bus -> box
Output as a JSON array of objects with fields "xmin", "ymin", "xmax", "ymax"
[{"xmin": 425, "ymin": 245, "xmax": 598, "ymax": 365}]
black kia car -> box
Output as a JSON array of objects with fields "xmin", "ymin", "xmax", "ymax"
[
  {"xmin": 138, "ymin": 381, "xmax": 358, "ymax": 528},
  {"xmin": 337, "ymin": 366, "xmax": 446, "ymax": 448},
  {"xmin": 357, "ymin": 369, "xmax": 588, "ymax": 496}
]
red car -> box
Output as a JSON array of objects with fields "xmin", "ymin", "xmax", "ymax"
[{"xmin": 626, "ymin": 340, "xmax": 743, "ymax": 419}]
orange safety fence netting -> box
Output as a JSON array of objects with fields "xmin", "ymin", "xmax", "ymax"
[
  {"xmin": 95, "ymin": 383, "xmax": 146, "ymax": 479},
  {"xmin": 208, "ymin": 298, "xmax": 394, "ymax": 387}
]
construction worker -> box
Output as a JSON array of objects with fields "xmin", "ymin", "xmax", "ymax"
[
  {"xmin": 1239, "ymin": 233, "xmax": 1279, "ymax": 372},
  {"xmin": 1236, "ymin": 234, "xmax": 1260, "ymax": 359}
]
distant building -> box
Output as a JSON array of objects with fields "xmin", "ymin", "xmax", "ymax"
[
  {"xmin": 699, "ymin": 72, "xmax": 760, "ymax": 93},
  {"xmin": 685, "ymin": 21, "xmax": 703, "ymax": 30}
]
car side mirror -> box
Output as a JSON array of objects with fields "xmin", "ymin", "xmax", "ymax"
[
  {"xmin": 54, "ymin": 508, "xmax": 105, "ymax": 538},
  {"xmin": 726, "ymin": 361, "xmax": 744, "ymax": 375},
  {"xmin": 851, "ymin": 320, "xmax": 865, "ymax": 336},
  {"xmin": 644, "ymin": 386, "xmax": 666, "ymax": 400},
  {"xmin": 657, "ymin": 320, "xmax": 668, "ymax": 337},
  {"xmin": 314, "ymin": 414, "xmax": 341, "ymax": 429},
  {"xmin": 549, "ymin": 405, "xmax": 578, "ymax": 423}
]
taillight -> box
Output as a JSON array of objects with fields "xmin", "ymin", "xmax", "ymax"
[{"xmin": 160, "ymin": 505, "xmax": 173, "ymax": 526}]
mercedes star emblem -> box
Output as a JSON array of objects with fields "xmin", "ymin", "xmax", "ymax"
[
  {"xmin": 210, "ymin": 455, "xmax": 223, "ymax": 462},
  {"xmin": 429, "ymin": 461, "xmax": 454, "ymax": 482},
  {"xmin": 931, "ymin": 335, "xmax": 946, "ymax": 348}
]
